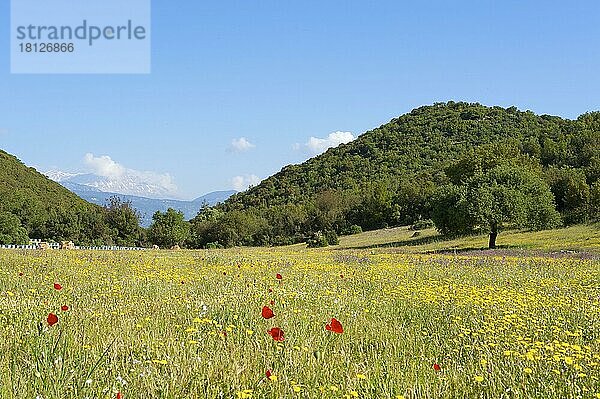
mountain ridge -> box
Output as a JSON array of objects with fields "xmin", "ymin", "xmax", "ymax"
[
  {"xmin": 62, "ymin": 181, "xmax": 235, "ymax": 226},
  {"xmin": 44, "ymin": 170, "xmax": 178, "ymax": 199}
]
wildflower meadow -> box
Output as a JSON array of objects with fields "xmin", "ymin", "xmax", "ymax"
[{"xmin": 0, "ymin": 248, "xmax": 599, "ymax": 398}]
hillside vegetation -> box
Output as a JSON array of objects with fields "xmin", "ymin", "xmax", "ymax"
[
  {"xmin": 0, "ymin": 150, "xmax": 105, "ymax": 244},
  {"xmin": 0, "ymin": 150, "xmax": 143, "ymax": 245},
  {"xmin": 189, "ymin": 102, "xmax": 600, "ymax": 248},
  {"xmin": 3, "ymin": 102, "xmax": 600, "ymax": 248}
]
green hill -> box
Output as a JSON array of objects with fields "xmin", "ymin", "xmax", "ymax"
[
  {"xmin": 0, "ymin": 149, "xmax": 110, "ymax": 244},
  {"xmin": 190, "ymin": 102, "xmax": 600, "ymax": 248},
  {"xmin": 226, "ymin": 102, "xmax": 598, "ymax": 208}
]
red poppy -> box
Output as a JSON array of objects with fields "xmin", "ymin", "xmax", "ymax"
[
  {"xmin": 61, "ymin": 305, "xmax": 69, "ymax": 311},
  {"xmin": 267, "ymin": 327, "xmax": 284, "ymax": 342},
  {"xmin": 53, "ymin": 283, "xmax": 62, "ymax": 290},
  {"xmin": 266, "ymin": 369, "xmax": 272, "ymax": 379},
  {"xmin": 276, "ymin": 273, "xmax": 282, "ymax": 280},
  {"xmin": 47, "ymin": 313, "xmax": 58, "ymax": 326},
  {"xmin": 325, "ymin": 318, "xmax": 344, "ymax": 334},
  {"xmin": 262, "ymin": 306, "xmax": 275, "ymax": 319},
  {"xmin": 433, "ymin": 363, "xmax": 441, "ymax": 372},
  {"xmin": 116, "ymin": 392, "xmax": 122, "ymax": 399}
]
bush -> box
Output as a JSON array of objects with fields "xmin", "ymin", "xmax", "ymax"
[
  {"xmin": 324, "ymin": 230, "xmax": 339, "ymax": 246},
  {"xmin": 411, "ymin": 219, "xmax": 434, "ymax": 230},
  {"xmin": 306, "ymin": 232, "xmax": 328, "ymax": 248},
  {"xmin": 306, "ymin": 230, "xmax": 339, "ymax": 248},
  {"xmin": 342, "ymin": 224, "xmax": 363, "ymax": 235}
]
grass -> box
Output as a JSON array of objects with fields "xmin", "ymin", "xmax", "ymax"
[
  {"xmin": 337, "ymin": 223, "xmax": 600, "ymax": 254},
  {"xmin": 0, "ymin": 243, "xmax": 599, "ymax": 398}
]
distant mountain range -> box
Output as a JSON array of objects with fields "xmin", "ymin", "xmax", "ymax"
[
  {"xmin": 44, "ymin": 171, "xmax": 235, "ymax": 226},
  {"xmin": 44, "ymin": 170, "xmax": 177, "ymax": 199}
]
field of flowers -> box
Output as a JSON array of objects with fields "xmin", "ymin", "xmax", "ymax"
[{"xmin": 0, "ymin": 248, "xmax": 599, "ymax": 398}]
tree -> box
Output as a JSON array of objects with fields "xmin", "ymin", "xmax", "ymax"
[
  {"xmin": 347, "ymin": 182, "xmax": 395, "ymax": 230},
  {"xmin": 546, "ymin": 167, "xmax": 590, "ymax": 225},
  {"xmin": 591, "ymin": 181, "xmax": 600, "ymax": 221},
  {"xmin": 392, "ymin": 176, "xmax": 436, "ymax": 225},
  {"xmin": 264, "ymin": 204, "xmax": 309, "ymax": 245},
  {"xmin": 0, "ymin": 212, "xmax": 29, "ymax": 244},
  {"xmin": 104, "ymin": 196, "xmax": 141, "ymax": 246},
  {"xmin": 307, "ymin": 190, "xmax": 348, "ymax": 233},
  {"xmin": 43, "ymin": 208, "xmax": 81, "ymax": 242},
  {"xmin": 78, "ymin": 209, "xmax": 113, "ymax": 245},
  {"xmin": 432, "ymin": 153, "xmax": 561, "ymax": 249},
  {"xmin": 148, "ymin": 208, "xmax": 190, "ymax": 248}
]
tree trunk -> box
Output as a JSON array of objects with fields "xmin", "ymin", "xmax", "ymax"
[{"xmin": 488, "ymin": 225, "xmax": 498, "ymax": 249}]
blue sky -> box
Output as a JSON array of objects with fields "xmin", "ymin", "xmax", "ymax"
[{"xmin": 1, "ymin": 1, "xmax": 600, "ymax": 199}]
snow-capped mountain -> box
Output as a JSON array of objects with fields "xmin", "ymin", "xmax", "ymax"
[
  {"xmin": 43, "ymin": 170, "xmax": 236, "ymax": 226},
  {"xmin": 64, "ymin": 173, "xmax": 175, "ymax": 199},
  {"xmin": 44, "ymin": 170, "xmax": 80, "ymax": 182},
  {"xmin": 44, "ymin": 170, "xmax": 179, "ymax": 199}
]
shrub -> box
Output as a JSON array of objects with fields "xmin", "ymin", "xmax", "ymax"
[
  {"xmin": 324, "ymin": 230, "xmax": 339, "ymax": 246},
  {"xmin": 306, "ymin": 232, "xmax": 328, "ymax": 248},
  {"xmin": 306, "ymin": 230, "xmax": 338, "ymax": 248},
  {"xmin": 342, "ymin": 224, "xmax": 363, "ymax": 235},
  {"xmin": 411, "ymin": 219, "xmax": 434, "ymax": 230}
]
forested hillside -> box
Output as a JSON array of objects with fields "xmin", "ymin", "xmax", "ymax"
[
  {"xmin": 0, "ymin": 150, "xmax": 142, "ymax": 245},
  {"xmin": 3, "ymin": 102, "xmax": 599, "ymax": 249},
  {"xmin": 190, "ymin": 102, "xmax": 600, "ymax": 248}
]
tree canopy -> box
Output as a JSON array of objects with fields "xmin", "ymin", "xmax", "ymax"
[
  {"xmin": 104, "ymin": 196, "xmax": 142, "ymax": 246},
  {"xmin": 148, "ymin": 208, "xmax": 190, "ymax": 248},
  {"xmin": 0, "ymin": 212, "xmax": 29, "ymax": 244},
  {"xmin": 431, "ymin": 147, "xmax": 561, "ymax": 248}
]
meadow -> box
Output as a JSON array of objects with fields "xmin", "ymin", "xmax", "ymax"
[{"xmin": 0, "ymin": 238, "xmax": 599, "ymax": 398}]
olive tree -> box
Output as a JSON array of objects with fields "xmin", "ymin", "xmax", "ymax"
[{"xmin": 432, "ymin": 151, "xmax": 561, "ymax": 249}]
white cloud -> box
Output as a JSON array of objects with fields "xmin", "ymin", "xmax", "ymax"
[
  {"xmin": 83, "ymin": 153, "xmax": 179, "ymax": 198},
  {"xmin": 229, "ymin": 137, "xmax": 256, "ymax": 153},
  {"xmin": 296, "ymin": 131, "xmax": 355, "ymax": 156},
  {"xmin": 231, "ymin": 174, "xmax": 261, "ymax": 191},
  {"xmin": 84, "ymin": 153, "xmax": 125, "ymax": 179}
]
